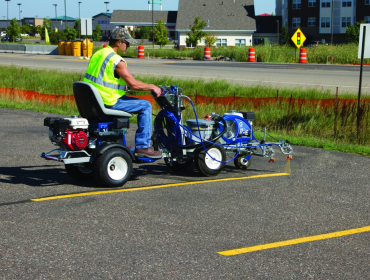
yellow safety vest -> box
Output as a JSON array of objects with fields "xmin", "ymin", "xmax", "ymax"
[{"xmin": 83, "ymin": 46, "xmax": 127, "ymax": 106}]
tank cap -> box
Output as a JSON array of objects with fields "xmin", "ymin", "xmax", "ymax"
[{"xmin": 70, "ymin": 115, "xmax": 79, "ymax": 118}]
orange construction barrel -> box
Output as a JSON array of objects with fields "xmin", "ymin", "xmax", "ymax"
[
  {"xmin": 72, "ymin": 41, "xmax": 81, "ymax": 56},
  {"xmin": 65, "ymin": 41, "xmax": 72, "ymax": 56},
  {"xmin": 58, "ymin": 41, "xmax": 65, "ymax": 55},
  {"xmin": 138, "ymin": 45, "xmax": 145, "ymax": 59},
  {"xmin": 82, "ymin": 38, "xmax": 93, "ymax": 57},
  {"xmin": 299, "ymin": 48, "xmax": 307, "ymax": 63},
  {"xmin": 248, "ymin": 47, "xmax": 256, "ymax": 62},
  {"xmin": 204, "ymin": 47, "xmax": 211, "ymax": 60}
]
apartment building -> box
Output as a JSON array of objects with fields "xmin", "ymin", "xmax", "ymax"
[{"xmin": 276, "ymin": 0, "xmax": 370, "ymax": 44}]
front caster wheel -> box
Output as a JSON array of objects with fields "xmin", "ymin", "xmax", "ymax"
[
  {"xmin": 95, "ymin": 148, "xmax": 132, "ymax": 188},
  {"xmin": 65, "ymin": 163, "xmax": 94, "ymax": 181},
  {"xmin": 234, "ymin": 155, "xmax": 252, "ymax": 170},
  {"xmin": 195, "ymin": 145, "xmax": 226, "ymax": 177}
]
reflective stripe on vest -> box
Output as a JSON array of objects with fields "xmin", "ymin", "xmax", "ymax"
[{"xmin": 83, "ymin": 46, "xmax": 127, "ymax": 106}]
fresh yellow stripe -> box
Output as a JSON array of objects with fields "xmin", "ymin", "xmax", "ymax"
[
  {"xmin": 218, "ymin": 225, "xmax": 370, "ymax": 256},
  {"xmin": 31, "ymin": 172, "xmax": 289, "ymax": 202}
]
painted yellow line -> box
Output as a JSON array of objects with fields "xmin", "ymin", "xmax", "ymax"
[
  {"xmin": 218, "ymin": 225, "xmax": 370, "ymax": 256},
  {"xmin": 31, "ymin": 172, "xmax": 290, "ymax": 202}
]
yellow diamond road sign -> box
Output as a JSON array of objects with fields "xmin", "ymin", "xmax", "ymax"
[{"xmin": 291, "ymin": 28, "xmax": 306, "ymax": 49}]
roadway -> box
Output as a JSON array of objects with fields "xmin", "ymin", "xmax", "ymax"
[
  {"xmin": 0, "ymin": 108, "xmax": 369, "ymax": 279},
  {"xmin": 0, "ymin": 52, "xmax": 369, "ymax": 94}
]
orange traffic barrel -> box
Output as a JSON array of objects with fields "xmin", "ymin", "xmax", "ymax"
[
  {"xmin": 138, "ymin": 45, "xmax": 145, "ymax": 59},
  {"xmin": 204, "ymin": 47, "xmax": 211, "ymax": 60},
  {"xmin": 299, "ymin": 48, "xmax": 307, "ymax": 63},
  {"xmin": 248, "ymin": 47, "xmax": 256, "ymax": 62}
]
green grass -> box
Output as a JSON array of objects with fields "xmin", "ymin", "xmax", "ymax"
[{"xmin": 0, "ymin": 65, "xmax": 369, "ymax": 156}]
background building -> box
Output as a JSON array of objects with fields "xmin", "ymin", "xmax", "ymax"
[{"xmin": 276, "ymin": 0, "xmax": 370, "ymax": 44}]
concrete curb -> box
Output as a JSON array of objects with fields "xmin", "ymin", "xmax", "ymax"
[{"xmin": 0, "ymin": 44, "xmax": 58, "ymax": 54}]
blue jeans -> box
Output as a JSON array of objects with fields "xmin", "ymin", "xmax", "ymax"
[{"xmin": 106, "ymin": 95, "xmax": 152, "ymax": 149}]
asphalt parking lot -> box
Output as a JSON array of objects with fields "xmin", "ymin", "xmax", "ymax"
[{"xmin": 0, "ymin": 107, "xmax": 369, "ymax": 279}]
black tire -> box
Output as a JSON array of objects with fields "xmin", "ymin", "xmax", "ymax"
[
  {"xmin": 65, "ymin": 163, "xmax": 94, "ymax": 181},
  {"xmin": 234, "ymin": 156, "xmax": 252, "ymax": 170},
  {"xmin": 164, "ymin": 157, "xmax": 193, "ymax": 171},
  {"xmin": 94, "ymin": 148, "xmax": 132, "ymax": 188},
  {"xmin": 195, "ymin": 145, "xmax": 226, "ymax": 177}
]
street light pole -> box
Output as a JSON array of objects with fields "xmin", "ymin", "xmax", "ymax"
[
  {"xmin": 17, "ymin": 3, "xmax": 21, "ymax": 22},
  {"xmin": 64, "ymin": 0, "xmax": 67, "ymax": 31},
  {"xmin": 104, "ymin": 2, "xmax": 109, "ymax": 35},
  {"xmin": 5, "ymin": 0, "xmax": 11, "ymax": 28},
  {"xmin": 78, "ymin": 2, "xmax": 82, "ymax": 39},
  {"xmin": 53, "ymin": 4, "xmax": 57, "ymax": 30}
]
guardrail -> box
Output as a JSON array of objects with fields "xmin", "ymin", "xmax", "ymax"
[{"xmin": 0, "ymin": 44, "xmax": 58, "ymax": 55}]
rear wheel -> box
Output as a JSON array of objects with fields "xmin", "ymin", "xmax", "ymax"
[
  {"xmin": 95, "ymin": 148, "xmax": 132, "ymax": 188},
  {"xmin": 65, "ymin": 163, "xmax": 94, "ymax": 181},
  {"xmin": 195, "ymin": 145, "xmax": 226, "ymax": 177}
]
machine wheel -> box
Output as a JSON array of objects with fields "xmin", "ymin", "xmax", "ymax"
[
  {"xmin": 65, "ymin": 163, "xmax": 94, "ymax": 181},
  {"xmin": 234, "ymin": 155, "xmax": 252, "ymax": 170},
  {"xmin": 94, "ymin": 148, "xmax": 132, "ymax": 188},
  {"xmin": 195, "ymin": 145, "xmax": 226, "ymax": 177},
  {"xmin": 164, "ymin": 157, "xmax": 193, "ymax": 171}
]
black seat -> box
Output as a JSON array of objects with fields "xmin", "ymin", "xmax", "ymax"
[{"xmin": 73, "ymin": 81, "xmax": 132, "ymax": 121}]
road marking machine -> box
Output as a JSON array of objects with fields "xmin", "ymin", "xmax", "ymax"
[{"xmin": 42, "ymin": 82, "xmax": 293, "ymax": 187}]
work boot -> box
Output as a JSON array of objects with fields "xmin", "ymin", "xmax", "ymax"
[{"xmin": 134, "ymin": 147, "xmax": 162, "ymax": 159}]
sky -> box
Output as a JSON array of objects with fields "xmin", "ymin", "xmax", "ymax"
[{"xmin": 1, "ymin": 0, "xmax": 275, "ymax": 20}]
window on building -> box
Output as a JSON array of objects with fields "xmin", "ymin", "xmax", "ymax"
[
  {"xmin": 216, "ymin": 39, "xmax": 227, "ymax": 47},
  {"xmin": 321, "ymin": 0, "xmax": 331, "ymax": 7},
  {"xmin": 308, "ymin": 0, "xmax": 316, "ymax": 7},
  {"xmin": 342, "ymin": 17, "xmax": 352, "ymax": 27},
  {"xmin": 365, "ymin": 16, "xmax": 370, "ymax": 23},
  {"xmin": 235, "ymin": 39, "xmax": 246, "ymax": 47},
  {"xmin": 342, "ymin": 0, "xmax": 352, "ymax": 7},
  {"xmin": 366, "ymin": 0, "xmax": 370, "ymax": 5},
  {"xmin": 321, "ymin": 17, "xmax": 331, "ymax": 28},
  {"xmin": 293, "ymin": 0, "xmax": 301, "ymax": 9},
  {"xmin": 292, "ymin": 17, "xmax": 301, "ymax": 28},
  {"xmin": 308, "ymin": 17, "xmax": 316, "ymax": 26}
]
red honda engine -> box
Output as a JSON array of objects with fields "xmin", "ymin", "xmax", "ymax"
[{"xmin": 61, "ymin": 130, "xmax": 89, "ymax": 151}]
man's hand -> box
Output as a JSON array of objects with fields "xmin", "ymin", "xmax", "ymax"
[{"xmin": 151, "ymin": 86, "xmax": 162, "ymax": 98}]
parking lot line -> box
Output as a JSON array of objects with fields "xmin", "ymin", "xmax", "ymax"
[
  {"xmin": 218, "ymin": 225, "xmax": 370, "ymax": 256},
  {"xmin": 30, "ymin": 172, "xmax": 290, "ymax": 202}
]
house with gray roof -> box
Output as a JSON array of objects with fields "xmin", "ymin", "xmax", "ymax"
[
  {"xmin": 176, "ymin": 0, "xmax": 256, "ymax": 48},
  {"xmin": 110, "ymin": 0, "xmax": 256, "ymax": 48}
]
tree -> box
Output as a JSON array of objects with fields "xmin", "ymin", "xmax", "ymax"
[
  {"xmin": 346, "ymin": 21, "xmax": 364, "ymax": 44},
  {"xmin": 20, "ymin": 24, "xmax": 31, "ymax": 35},
  {"xmin": 154, "ymin": 20, "xmax": 169, "ymax": 47},
  {"xmin": 6, "ymin": 18, "xmax": 21, "ymax": 41},
  {"xmin": 204, "ymin": 33, "xmax": 218, "ymax": 47},
  {"xmin": 74, "ymin": 19, "xmax": 81, "ymax": 38},
  {"xmin": 30, "ymin": 24, "xmax": 41, "ymax": 36},
  {"xmin": 93, "ymin": 24, "xmax": 102, "ymax": 41},
  {"xmin": 64, "ymin": 26, "xmax": 77, "ymax": 40},
  {"xmin": 186, "ymin": 17, "xmax": 207, "ymax": 47},
  {"xmin": 135, "ymin": 26, "xmax": 151, "ymax": 39},
  {"xmin": 41, "ymin": 18, "xmax": 52, "ymax": 40},
  {"xmin": 280, "ymin": 24, "xmax": 290, "ymax": 45}
]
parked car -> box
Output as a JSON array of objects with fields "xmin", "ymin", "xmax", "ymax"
[
  {"xmin": 1, "ymin": 36, "xmax": 22, "ymax": 42},
  {"xmin": 307, "ymin": 41, "xmax": 328, "ymax": 47},
  {"xmin": 0, "ymin": 31, "xmax": 6, "ymax": 37},
  {"xmin": 100, "ymin": 35, "xmax": 110, "ymax": 42}
]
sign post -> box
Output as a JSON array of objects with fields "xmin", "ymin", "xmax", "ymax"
[
  {"xmin": 356, "ymin": 24, "xmax": 370, "ymax": 143},
  {"xmin": 81, "ymin": 18, "xmax": 93, "ymax": 57}
]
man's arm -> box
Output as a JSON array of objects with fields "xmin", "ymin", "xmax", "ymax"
[{"xmin": 115, "ymin": 61, "xmax": 162, "ymax": 97}]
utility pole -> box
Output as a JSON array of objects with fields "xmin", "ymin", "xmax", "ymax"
[
  {"xmin": 64, "ymin": 0, "xmax": 67, "ymax": 31},
  {"xmin": 78, "ymin": 2, "xmax": 82, "ymax": 39}
]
